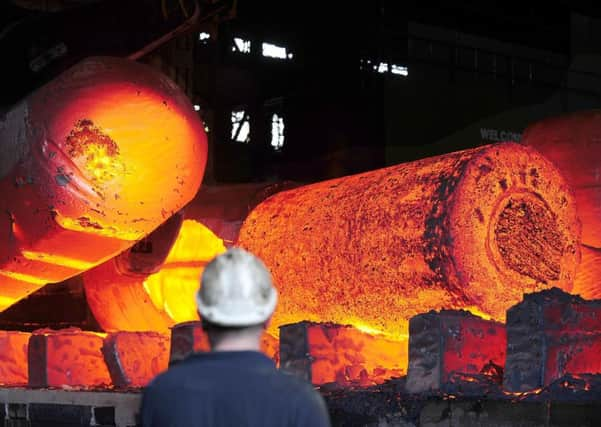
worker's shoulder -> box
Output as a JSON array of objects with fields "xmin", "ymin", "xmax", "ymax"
[{"xmin": 143, "ymin": 358, "xmax": 198, "ymax": 392}]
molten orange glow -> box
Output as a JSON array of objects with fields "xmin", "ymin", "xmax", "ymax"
[
  {"xmin": 0, "ymin": 56, "xmax": 206, "ymax": 309},
  {"xmin": 238, "ymin": 143, "xmax": 580, "ymax": 342},
  {"xmin": 0, "ymin": 276, "xmax": 48, "ymax": 311},
  {"xmin": 84, "ymin": 219, "xmax": 225, "ymax": 331},
  {"xmin": 29, "ymin": 329, "xmax": 111, "ymax": 388},
  {"xmin": 573, "ymin": 245, "xmax": 601, "ymax": 299},
  {"xmin": 21, "ymin": 250, "xmax": 96, "ymax": 270},
  {"xmin": 143, "ymin": 220, "xmax": 226, "ymax": 323},
  {"xmin": 0, "ymin": 331, "xmax": 29, "ymax": 386}
]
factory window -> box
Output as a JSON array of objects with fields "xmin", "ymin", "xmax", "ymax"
[
  {"xmin": 391, "ymin": 64, "xmax": 409, "ymax": 76},
  {"xmin": 271, "ymin": 113, "xmax": 285, "ymax": 150},
  {"xmin": 231, "ymin": 110, "xmax": 250, "ymax": 142},
  {"xmin": 262, "ymin": 42, "xmax": 293, "ymax": 59},
  {"xmin": 376, "ymin": 62, "xmax": 389, "ymax": 73},
  {"xmin": 362, "ymin": 59, "xmax": 408, "ymax": 77},
  {"xmin": 199, "ymin": 32, "xmax": 211, "ymax": 43},
  {"xmin": 233, "ymin": 37, "xmax": 251, "ymax": 54}
]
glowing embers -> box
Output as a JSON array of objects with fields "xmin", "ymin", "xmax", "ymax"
[
  {"xmin": 0, "ymin": 331, "xmax": 29, "ymax": 386},
  {"xmin": 406, "ymin": 310, "xmax": 506, "ymax": 394},
  {"xmin": 280, "ymin": 322, "xmax": 406, "ymax": 387},
  {"xmin": 504, "ymin": 288, "xmax": 601, "ymax": 392},
  {"xmin": 28, "ymin": 328, "xmax": 111, "ymax": 389},
  {"xmin": 103, "ymin": 332, "xmax": 170, "ymax": 388},
  {"xmin": 238, "ymin": 142, "xmax": 580, "ymax": 339}
]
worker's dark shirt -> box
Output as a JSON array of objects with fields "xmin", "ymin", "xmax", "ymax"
[{"xmin": 140, "ymin": 351, "xmax": 331, "ymax": 427}]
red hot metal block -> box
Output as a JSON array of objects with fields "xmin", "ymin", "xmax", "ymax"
[
  {"xmin": 168, "ymin": 321, "xmax": 210, "ymax": 366},
  {"xmin": 28, "ymin": 328, "xmax": 111, "ymax": 388},
  {"xmin": 504, "ymin": 288, "xmax": 601, "ymax": 392},
  {"xmin": 102, "ymin": 332, "xmax": 170, "ymax": 389},
  {"xmin": 0, "ymin": 331, "xmax": 30, "ymax": 386},
  {"xmin": 406, "ymin": 310, "xmax": 506, "ymax": 394},
  {"xmin": 169, "ymin": 321, "xmax": 279, "ymax": 366},
  {"xmin": 280, "ymin": 321, "xmax": 406, "ymax": 387}
]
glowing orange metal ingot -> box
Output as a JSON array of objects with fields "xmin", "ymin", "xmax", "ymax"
[
  {"xmin": 238, "ymin": 143, "xmax": 580, "ymax": 339},
  {"xmin": 28, "ymin": 329, "xmax": 111, "ymax": 388},
  {"xmin": 0, "ymin": 331, "xmax": 30, "ymax": 386},
  {"xmin": 169, "ymin": 321, "xmax": 211, "ymax": 366},
  {"xmin": 280, "ymin": 322, "xmax": 405, "ymax": 386},
  {"xmin": 522, "ymin": 111, "xmax": 601, "ymax": 248},
  {"xmin": 0, "ymin": 56, "xmax": 207, "ymax": 310},
  {"xmin": 169, "ymin": 321, "xmax": 279, "ymax": 365},
  {"xmin": 103, "ymin": 331, "xmax": 170, "ymax": 389}
]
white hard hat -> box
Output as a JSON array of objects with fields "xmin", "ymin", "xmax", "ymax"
[{"xmin": 196, "ymin": 247, "xmax": 278, "ymax": 327}]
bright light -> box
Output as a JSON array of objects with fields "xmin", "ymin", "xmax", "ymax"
[
  {"xmin": 199, "ymin": 32, "xmax": 210, "ymax": 42},
  {"xmin": 377, "ymin": 62, "xmax": 389, "ymax": 73},
  {"xmin": 262, "ymin": 42, "xmax": 289, "ymax": 59},
  {"xmin": 271, "ymin": 113, "xmax": 284, "ymax": 150},
  {"xmin": 233, "ymin": 37, "xmax": 251, "ymax": 54},
  {"xmin": 231, "ymin": 110, "xmax": 250, "ymax": 142},
  {"xmin": 193, "ymin": 104, "xmax": 200, "ymax": 111},
  {"xmin": 391, "ymin": 64, "xmax": 409, "ymax": 76}
]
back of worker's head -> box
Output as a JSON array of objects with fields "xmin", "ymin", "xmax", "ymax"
[{"xmin": 196, "ymin": 247, "xmax": 277, "ymax": 347}]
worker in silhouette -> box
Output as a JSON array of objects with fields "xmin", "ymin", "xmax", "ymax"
[{"xmin": 140, "ymin": 247, "xmax": 331, "ymax": 427}]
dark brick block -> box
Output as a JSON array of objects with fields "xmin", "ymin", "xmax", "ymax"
[
  {"xmin": 419, "ymin": 400, "xmax": 451, "ymax": 427},
  {"xmin": 8, "ymin": 403, "xmax": 27, "ymax": 420},
  {"xmin": 5, "ymin": 420, "xmax": 30, "ymax": 427},
  {"xmin": 93, "ymin": 406, "xmax": 115, "ymax": 426},
  {"xmin": 550, "ymin": 402, "xmax": 601, "ymax": 427},
  {"xmin": 29, "ymin": 403, "xmax": 91, "ymax": 425},
  {"xmin": 449, "ymin": 400, "xmax": 548, "ymax": 427}
]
